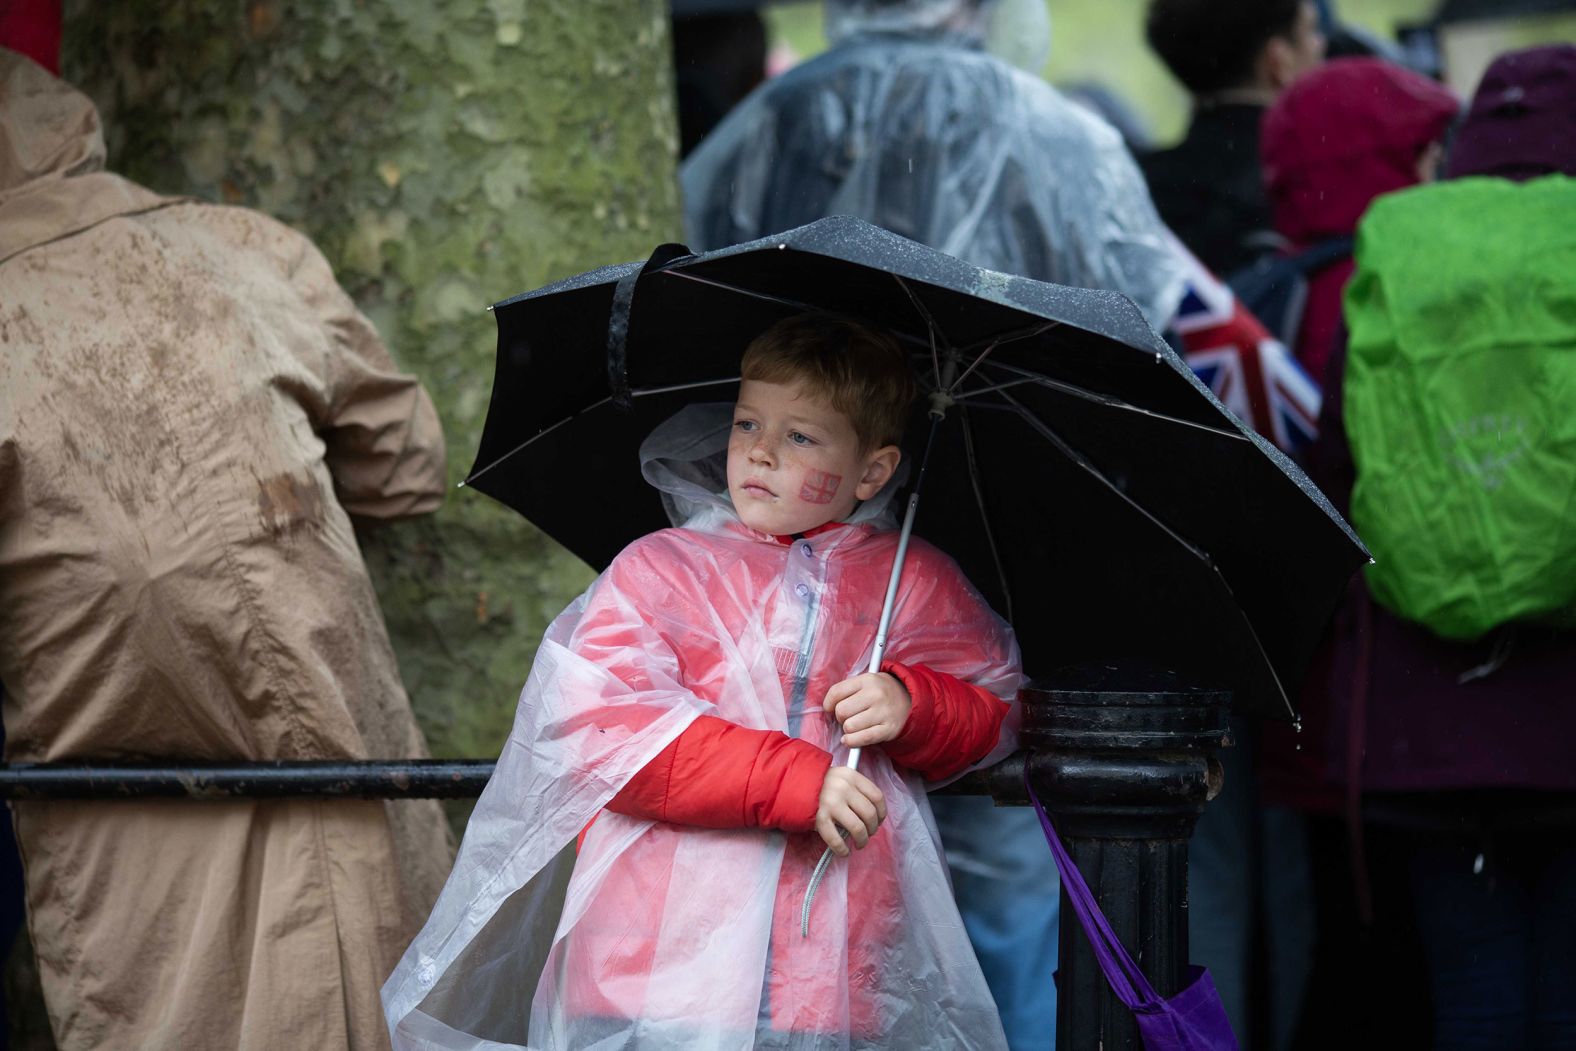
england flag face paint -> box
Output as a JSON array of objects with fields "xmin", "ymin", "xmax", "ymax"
[
  {"xmin": 727, "ymin": 379, "xmax": 871, "ymax": 537},
  {"xmin": 799, "ymin": 470, "xmax": 843, "ymax": 505}
]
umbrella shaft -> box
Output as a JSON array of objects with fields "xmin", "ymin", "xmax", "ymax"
[
  {"xmin": 845, "ymin": 487, "xmax": 922, "ymax": 777},
  {"xmin": 808, "ymin": 417, "xmax": 941, "ymax": 931},
  {"xmin": 866, "ymin": 490, "xmax": 920, "ymax": 676}
]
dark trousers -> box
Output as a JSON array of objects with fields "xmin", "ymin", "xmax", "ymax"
[
  {"xmin": 1293, "ymin": 816, "xmax": 1432, "ymax": 1050},
  {"xmin": 1410, "ymin": 835, "xmax": 1576, "ymax": 1051}
]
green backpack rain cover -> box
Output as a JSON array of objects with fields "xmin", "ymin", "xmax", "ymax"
[{"xmin": 1344, "ymin": 176, "xmax": 1576, "ymax": 640}]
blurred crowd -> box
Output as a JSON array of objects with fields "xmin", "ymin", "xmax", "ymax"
[
  {"xmin": 2, "ymin": 0, "xmax": 1574, "ymax": 1048},
  {"xmin": 680, "ymin": 3, "xmax": 1576, "ymax": 1048}
]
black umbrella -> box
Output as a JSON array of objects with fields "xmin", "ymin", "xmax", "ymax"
[{"xmin": 465, "ymin": 216, "xmax": 1367, "ymax": 721}]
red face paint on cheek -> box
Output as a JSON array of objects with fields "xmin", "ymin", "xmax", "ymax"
[{"xmin": 799, "ymin": 469, "xmax": 842, "ymax": 505}]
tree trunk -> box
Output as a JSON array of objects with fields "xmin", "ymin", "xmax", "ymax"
[{"xmin": 61, "ymin": 0, "xmax": 683, "ymax": 768}]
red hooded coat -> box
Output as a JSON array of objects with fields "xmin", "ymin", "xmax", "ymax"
[{"xmin": 1260, "ymin": 58, "xmax": 1458, "ymax": 383}]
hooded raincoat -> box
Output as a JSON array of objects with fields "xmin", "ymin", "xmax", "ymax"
[
  {"xmin": 679, "ymin": 0, "xmax": 1186, "ymax": 332},
  {"xmin": 384, "ymin": 405, "xmax": 1024, "ymax": 1050},
  {"xmin": 0, "ymin": 50, "xmax": 452, "ymax": 1050},
  {"xmin": 1260, "ymin": 58, "xmax": 1458, "ymax": 383}
]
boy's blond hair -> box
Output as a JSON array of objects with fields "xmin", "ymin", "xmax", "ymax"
[{"xmin": 740, "ymin": 314, "xmax": 915, "ymax": 451}]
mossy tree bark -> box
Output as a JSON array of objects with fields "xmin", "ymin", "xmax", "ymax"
[{"xmin": 62, "ymin": 0, "xmax": 683, "ymax": 763}]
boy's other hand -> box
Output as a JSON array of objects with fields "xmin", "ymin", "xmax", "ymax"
[
  {"xmin": 823, "ymin": 672, "xmax": 912, "ymax": 749},
  {"xmin": 815, "ymin": 767, "xmax": 886, "ymax": 856}
]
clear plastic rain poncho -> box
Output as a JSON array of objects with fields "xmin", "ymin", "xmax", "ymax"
[
  {"xmin": 382, "ymin": 404, "xmax": 1024, "ymax": 1050},
  {"xmin": 680, "ymin": 0, "xmax": 1187, "ymax": 331}
]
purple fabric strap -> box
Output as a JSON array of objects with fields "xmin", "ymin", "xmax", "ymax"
[{"xmin": 1027, "ymin": 773, "xmax": 1161, "ymax": 1014}]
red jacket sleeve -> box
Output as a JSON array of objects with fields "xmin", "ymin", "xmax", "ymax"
[
  {"xmin": 880, "ymin": 660, "xmax": 1010, "ymax": 782},
  {"xmin": 605, "ymin": 715, "xmax": 831, "ymax": 832}
]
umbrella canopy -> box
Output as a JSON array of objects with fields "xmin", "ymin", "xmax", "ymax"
[{"xmin": 466, "ymin": 216, "xmax": 1367, "ymax": 719}]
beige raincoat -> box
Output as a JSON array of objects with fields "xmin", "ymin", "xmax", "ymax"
[{"xmin": 0, "ymin": 50, "xmax": 453, "ymax": 1050}]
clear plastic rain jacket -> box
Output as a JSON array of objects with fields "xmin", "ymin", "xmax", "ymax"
[
  {"xmin": 383, "ymin": 405, "xmax": 1024, "ymax": 1049},
  {"xmin": 680, "ymin": 0, "xmax": 1187, "ymax": 331}
]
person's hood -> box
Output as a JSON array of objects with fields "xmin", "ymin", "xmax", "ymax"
[
  {"xmin": 825, "ymin": 0, "xmax": 992, "ymax": 46},
  {"xmin": 1446, "ymin": 44, "xmax": 1576, "ymax": 182},
  {"xmin": 823, "ymin": 0, "xmax": 1050, "ymax": 73},
  {"xmin": 639, "ymin": 402, "xmax": 904, "ymax": 536},
  {"xmin": 0, "ymin": 47, "xmax": 171, "ymax": 264},
  {"xmin": 1262, "ymin": 57, "xmax": 1458, "ymax": 244},
  {"xmin": 0, "ymin": 46, "xmax": 104, "ymax": 198}
]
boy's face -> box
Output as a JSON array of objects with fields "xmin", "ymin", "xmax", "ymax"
[{"xmin": 727, "ymin": 379, "xmax": 900, "ymax": 537}]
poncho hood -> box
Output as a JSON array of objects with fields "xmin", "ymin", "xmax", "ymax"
[
  {"xmin": 0, "ymin": 47, "xmax": 172, "ymax": 263},
  {"xmin": 825, "ymin": 0, "xmax": 994, "ymax": 47},
  {"xmin": 0, "ymin": 46, "xmax": 101, "ymax": 196},
  {"xmin": 639, "ymin": 402, "xmax": 906, "ymax": 535},
  {"xmin": 824, "ymin": 0, "xmax": 1050, "ymax": 74}
]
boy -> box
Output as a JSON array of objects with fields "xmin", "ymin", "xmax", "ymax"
[{"xmin": 385, "ymin": 314, "xmax": 1023, "ymax": 1049}]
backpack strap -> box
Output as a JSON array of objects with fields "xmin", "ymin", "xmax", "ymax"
[
  {"xmin": 1290, "ymin": 236, "xmax": 1355, "ymax": 275},
  {"xmin": 1225, "ymin": 236, "xmax": 1356, "ymax": 350}
]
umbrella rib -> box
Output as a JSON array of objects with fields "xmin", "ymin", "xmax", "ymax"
[
  {"xmin": 662, "ymin": 270, "xmax": 825, "ymax": 312},
  {"xmin": 630, "ymin": 376, "xmax": 741, "ymax": 397},
  {"xmin": 890, "ymin": 274, "xmax": 946, "ymax": 391},
  {"xmin": 994, "ymin": 389, "xmax": 1295, "ymax": 719},
  {"xmin": 949, "ymin": 322, "xmax": 1060, "ymax": 396},
  {"xmin": 462, "ymin": 377, "xmax": 745, "ymax": 488},
  {"xmin": 460, "ymin": 395, "xmax": 615, "ymax": 488},
  {"xmin": 995, "ymin": 389, "xmax": 1214, "ymax": 565},
  {"xmin": 957, "ymin": 320, "xmax": 1063, "ymax": 358},
  {"xmin": 961, "ymin": 404, "xmax": 1014, "ymax": 625},
  {"xmin": 659, "ymin": 269, "xmax": 939, "ymax": 356},
  {"xmin": 952, "ymin": 376, "xmax": 1039, "ymax": 400},
  {"xmin": 978, "ymin": 361, "xmax": 1251, "ymax": 441}
]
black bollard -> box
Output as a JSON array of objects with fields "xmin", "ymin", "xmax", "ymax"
[{"xmin": 1019, "ymin": 669, "xmax": 1231, "ymax": 1051}]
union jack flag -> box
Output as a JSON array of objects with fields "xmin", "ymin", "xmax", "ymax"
[{"xmin": 1165, "ymin": 236, "xmax": 1321, "ymax": 455}]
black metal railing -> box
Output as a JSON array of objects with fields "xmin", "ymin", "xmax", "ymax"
[
  {"xmin": 0, "ymin": 755, "xmax": 1022, "ymax": 801},
  {"xmin": 0, "ymin": 759, "xmax": 495, "ymax": 800},
  {"xmin": 0, "ymin": 677, "xmax": 1229, "ymax": 1051}
]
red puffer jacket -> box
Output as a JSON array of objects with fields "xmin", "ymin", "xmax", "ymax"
[{"xmin": 606, "ymin": 659, "xmax": 1008, "ymax": 829}]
